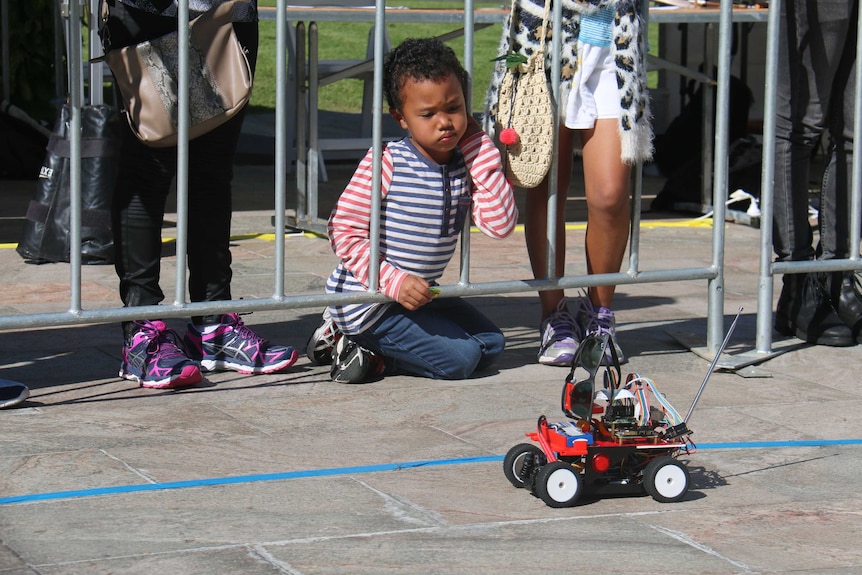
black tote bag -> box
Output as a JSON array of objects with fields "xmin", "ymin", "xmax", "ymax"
[{"xmin": 16, "ymin": 104, "xmax": 119, "ymax": 265}]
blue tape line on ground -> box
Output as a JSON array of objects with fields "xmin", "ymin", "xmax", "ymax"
[
  {"xmin": 1, "ymin": 440, "xmax": 860, "ymax": 506},
  {"xmin": 0, "ymin": 455, "xmax": 500, "ymax": 505}
]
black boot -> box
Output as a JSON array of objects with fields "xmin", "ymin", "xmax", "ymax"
[
  {"xmin": 774, "ymin": 273, "xmax": 854, "ymax": 347},
  {"xmin": 829, "ymin": 271, "xmax": 862, "ymax": 344}
]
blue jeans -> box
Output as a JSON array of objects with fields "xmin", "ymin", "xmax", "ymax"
[
  {"xmin": 773, "ymin": 0, "xmax": 857, "ymax": 262},
  {"xmin": 351, "ymin": 298, "xmax": 505, "ymax": 380}
]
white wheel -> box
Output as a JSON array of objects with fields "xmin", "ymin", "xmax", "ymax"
[
  {"xmin": 643, "ymin": 456, "xmax": 690, "ymax": 503},
  {"xmin": 534, "ymin": 461, "xmax": 581, "ymax": 508}
]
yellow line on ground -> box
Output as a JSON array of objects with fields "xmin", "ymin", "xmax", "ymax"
[
  {"xmin": 159, "ymin": 230, "xmax": 326, "ymax": 244},
  {"xmin": 483, "ymin": 219, "xmax": 714, "ymax": 234},
  {"xmin": 0, "ymin": 220, "xmax": 712, "ymax": 251}
]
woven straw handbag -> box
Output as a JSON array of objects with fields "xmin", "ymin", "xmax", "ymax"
[{"xmin": 495, "ymin": 0, "xmax": 554, "ymax": 189}]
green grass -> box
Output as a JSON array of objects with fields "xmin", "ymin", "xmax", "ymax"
[
  {"xmin": 251, "ymin": 2, "xmax": 660, "ymax": 114},
  {"xmin": 251, "ymin": 1, "xmax": 504, "ymax": 114}
]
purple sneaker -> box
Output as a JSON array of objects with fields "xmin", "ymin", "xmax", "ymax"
[
  {"xmin": 537, "ymin": 298, "xmax": 581, "ymax": 366},
  {"xmin": 119, "ymin": 320, "xmax": 202, "ymax": 389},
  {"xmin": 577, "ymin": 295, "xmax": 627, "ymax": 365},
  {"xmin": 184, "ymin": 313, "xmax": 298, "ymax": 374}
]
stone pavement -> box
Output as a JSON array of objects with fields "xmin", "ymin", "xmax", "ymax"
[{"xmin": 1, "ymin": 116, "xmax": 861, "ymax": 573}]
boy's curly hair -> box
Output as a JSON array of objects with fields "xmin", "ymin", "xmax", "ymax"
[{"xmin": 383, "ymin": 37, "xmax": 470, "ymax": 111}]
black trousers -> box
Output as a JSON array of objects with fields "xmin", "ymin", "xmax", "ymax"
[
  {"xmin": 102, "ymin": 2, "xmax": 259, "ymax": 334},
  {"xmin": 772, "ymin": 0, "xmax": 857, "ymax": 262}
]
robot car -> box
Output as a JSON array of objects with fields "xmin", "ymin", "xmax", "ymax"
[{"xmin": 504, "ymin": 332, "xmax": 710, "ymax": 508}]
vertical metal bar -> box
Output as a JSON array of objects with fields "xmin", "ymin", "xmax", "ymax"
[
  {"xmin": 755, "ymin": 0, "xmax": 781, "ymax": 354},
  {"xmin": 850, "ymin": 2, "xmax": 862, "ymax": 262},
  {"xmin": 701, "ymin": 24, "xmax": 715, "ymax": 211},
  {"xmin": 740, "ymin": 22, "xmax": 749, "ymax": 87},
  {"xmin": 296, "ymin": 22, "xmax": 308, "ymax": 221},
  {"xmin": 629, "ymin": 0, "xmax": 650, "ymax": 277},
  {"xmin": 89, "ymin": 0, "xmax": 103, "ymax": 106},
  {"xmin": 459, "ymin": 0, "xmax": 475, "ymax": 287},
  {"xmin": 679, "ymin": 23, "xmax": 688, "ymax": 115},
  {"xmin": 464, "ymin": 0, "xmax": 475, "ymax": 109},
  {"xmin": 1, "ymin": 0, "xmax": 10, "ymax": 102},
  {"xmin": 629, "ymin": 166, "xmax": 642, "ymax": 275},
  {"xmin": 545, "ymin": 0, "xmax": 562, "ymax": 281},
  {"xmin": 706, "ymin": 0, "xmax": 733, "ymax": 354},
  {"xmin": 308, "ymin": 22, "xmax": 320, "ymax": 219},
  {"xmin": 174, "ymin": 0, "xmax": 190, "ymax": 307},
  {"xmin": 55, "ymin": 2, "xmax": 66, "ymax": 101},
  {"xmin": 61, "ymin": 0, "xmax": 86, "ymax": 109},
  {"xmin": 67, "ymin": 0, "xmax": 83, "ymax": 314},
  {"xmin": 274, "ymin": 0, "xmax": 288, "ymax": 297},
  {"xmin": 368, "ymin": 0, "xmax": 386, "ymax": 292}
]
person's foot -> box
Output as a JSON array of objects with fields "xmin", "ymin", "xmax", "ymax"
[
  {"xmin": 775, "ymin": 273, "xmax": 854, "ymax": 347},
  {"xmin": 577, "ymin": 296, "xmax": 627, "ymax": 365},
  {"xmin": 185, "ymin": 313, "xmax": 298, "ymax": 374},
  {"xmin": 120, "ymin": 320, "xmax": 202, "ymax": 389},
  {"xmin": 306, "ymin": 308, "xmax": 340, "ymax": 365},
  {"xmin": 0, "ymin": 379, "xmax": 30, "ymax": 409},
  {"xmin": 329, "ymin": 337, "xmax": 384, "ymax": 384},
  {"xmin": 829, "ymin": 271, "xmax": 862, "ymax": 344},
  {"xmin": 537, "ymin": 298, "xmax": 581, "ymax": 366}
]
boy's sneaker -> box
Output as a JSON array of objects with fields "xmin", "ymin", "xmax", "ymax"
[
  {"xmin": 184, "ymin": 313, "xmax": 298, "ymax": 374},
  {"xmin": 120, "ymin": 320, "xmax": 202, "ymax": 389},
  {"xmin": 330, "ymin": 336, "xmax": 384, "ymax": 384},
  {"xmin": 577, "ymin": 296, "xmax": 627, "ymax": 365},
  {"xmin": 537, "ymin": 298, "xmax": 581, "ymax": 366},
  {"xmin": 305, "ymin": 308, "xmax": 340, "ymax": 365}
]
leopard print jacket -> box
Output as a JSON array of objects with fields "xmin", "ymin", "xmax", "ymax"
[{"xmin": 483, "ymin": 0, "xmax": 653, "ymax": 165}]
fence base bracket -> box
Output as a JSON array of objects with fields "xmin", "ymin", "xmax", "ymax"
[{"xmin": 666, "ymin": 328, "xmax": 806, "ymax": 378}]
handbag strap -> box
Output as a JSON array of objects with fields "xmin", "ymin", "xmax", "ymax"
[{"xmin": 507, "ymin": 0, "xmax": 552, "ymax": 56}]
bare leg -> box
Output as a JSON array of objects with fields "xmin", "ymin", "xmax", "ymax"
[
  {"xmin": 525, "ymin": 127, "xmax": 575, "ymax": 320},
  {"xmin": 580, "ymin": 118, "xmax": 630, "ymax": 309}
]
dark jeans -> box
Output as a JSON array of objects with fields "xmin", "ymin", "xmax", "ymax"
[
  {"xmin": 773, "ymin": 0, "xmax": 857, "ymax": 262},
  {"xmin": 351, "ymin": 298, "xmax": 505, "ymax": 380},
  {"xmin": 103, "ymin": 2, "xmax": 259, "ymax": 333}
]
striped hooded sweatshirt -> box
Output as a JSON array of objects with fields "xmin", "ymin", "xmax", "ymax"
[{"xmin": 326, "ymin": 131, "xmax": 518, "ymax": 335}]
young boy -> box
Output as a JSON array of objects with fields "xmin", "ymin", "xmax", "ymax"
[{"xmin": 307, "ymin": 37, "xmax": 518, "ymax": 384}]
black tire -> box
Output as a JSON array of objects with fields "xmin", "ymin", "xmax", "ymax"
[
  {"xmin": 643, "ymin": 456, "xmax": 690, "ymax": 503},
  {"xmin": 533, "ymin": 461, "xmax": 581, "ymax": 508},
  {"xmin": 503, "ymin": 443, "xmax": 546, "ymax": 488}
]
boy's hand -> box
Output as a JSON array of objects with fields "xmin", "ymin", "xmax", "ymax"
[{"xmin": 396, "ymin": 275, "xmax": 435, "ymax": 310}]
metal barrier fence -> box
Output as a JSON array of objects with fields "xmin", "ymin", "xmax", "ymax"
[
  {"xmin": 750, "ymin": 0, "xmax": 862, "ymax": 361},
  {"xmin": 2, "ymin": 0, "xmax": 821, "ymax": 362}
]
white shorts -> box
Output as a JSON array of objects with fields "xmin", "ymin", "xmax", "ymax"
[{"xmin": 565, "ymin": 42, "xmax": 620, "ymax": 130}]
